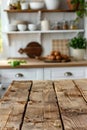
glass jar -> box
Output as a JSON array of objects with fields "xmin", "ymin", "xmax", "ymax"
[
  {"xmin": 69, "ymin": 20, "xmax": 78, "ymax": 30},
  {"xmin": 57, "ymin": 22, "xmax": 62, "ymax": 30},
  {"xmin": 53, "ymin": 22, "xmax": 61, "ymax": 30},
  {"xmin": 53, "ymin": 22, "xmax": 58, "ymax": 30},
  {"xmin": 62, "ymin": 21, "xmax": 69, "ymax": 30}
]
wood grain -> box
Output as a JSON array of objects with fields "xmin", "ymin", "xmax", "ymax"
[
  {"xmin": 54, "ymin": 80, "xmax": 87, "ymax": 130},
  {"xmin": 22, "ymin": 81, "xmax": 62, "ymax": 130},
  {"xmin": 73, "ymin": 79, "xmax": 87, "ymax": 103},
  {"xmin": 0, "ymin": 80, "xmax": 87, "ymax": 130},
  {"xmin": 4, "ymin": 9, "xmax": 75, "ymax": 13},
  {"xmin": 0, "ymin": 80, "xmax": 32, "ymax": 130}
]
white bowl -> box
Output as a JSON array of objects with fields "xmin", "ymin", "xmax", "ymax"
[
  {"xmin": 28, "ymin": 24, "xmax": 37, "ymax": 31},
  {"xmin": 8, "ymin": 24, "xmax": 17, "ymax": 31},
  {"xmin": 29, "ymin": 1, "xmax": 44, "ymax": 10},
  {"xmin": 17, "ymin": 24, "xmax": 27, "ymax": 31},
  {"xmin": 44, "ymin": 0, "xmax": 60, "ymax": 10}
]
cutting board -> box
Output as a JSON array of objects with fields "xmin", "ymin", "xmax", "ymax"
[{"xmin": 18, "ymin": 41, "xmax": 43, "ymax": 58}]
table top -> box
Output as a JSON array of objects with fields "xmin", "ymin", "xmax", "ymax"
[{"xmin": 0, "ymin": 79, "xmax": 87, "ymax": 130}]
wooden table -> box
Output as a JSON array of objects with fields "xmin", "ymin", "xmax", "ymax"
[{"xmin": 0, "ymin": 79, "xmax": 87, "ymax": 130}]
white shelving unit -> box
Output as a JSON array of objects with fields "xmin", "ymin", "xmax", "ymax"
[{"xmin": 3, "ymin": 6, "xmax": 85, "ymax": 57}]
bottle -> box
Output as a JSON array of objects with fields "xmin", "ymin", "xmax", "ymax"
[
  {"xmin": 57, "ymin": 22, "xmax": 62, "ymax": 30},
  {"xmin": 62, "ymin": 21, "xmax": 69, "ymax": 30},
  {"xmin": 53, "ymin": 22, "xmax": 62, "ymax": 30},
  {"xmin": 17, "ymin": 0, "xmax": 21, "ymax": 9},
  {"xmin": 53, "ymin": 22, "xmax": 58, "ymax": 30}
]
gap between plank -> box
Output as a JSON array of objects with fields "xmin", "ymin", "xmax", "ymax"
[
  {"xmin": 52, "ymin": 81, "xmax": 65, "ymax": 130},
  {"xmin": 19, "ymin": 81, "xmax": 33, "ymax": 130},
  {"xmin": 72, "ymin": 80, "xmax": 87, "ymax": 104}
]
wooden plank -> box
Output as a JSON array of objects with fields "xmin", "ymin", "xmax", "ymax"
[
  {"xmin": 3, "ymin": 103, "xmax": 25, "ymax": 130},
  {"xmin": 3, "ymin": 81, "xmax": 31, "ymax": 102},
  {"xmin": 73, "ymin": 79, "xmax": 87, "ymax": 103},
  {"xmin": 54, "ymin": 80, "xmax": 87, "ymax": 130},
  {"xmin": 0, "ymin": 81, "xmax": 32, "ymax": 130},
  {"xmin": 1, "ymin": 80, "xmax": 87, "ymax": 130},
  {"xmin": 4, "ymin": 9, "xmax": 75, "ymax": 13},
  {"xmin": 22, "ymin": 81, "xmax": 62, "ymax": 130},
  {"xmin": 0, "ymin": 108, "xmax": 12, "ymax": 129}
]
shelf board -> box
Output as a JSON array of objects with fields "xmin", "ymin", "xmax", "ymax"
[
  {"xmin": 41, "ymin": 30, "xmax": 84, "ymax": 33},
  {"xmin": 3, "ymin": 29, "xmax": 84, "ymax": 34},
  {"xmin": 4, "ymin": 9, "xmax": 76, "ymax": 13}
]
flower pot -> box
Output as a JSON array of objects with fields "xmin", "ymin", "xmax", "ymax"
[
  {"xmin": 44, "ymin": 0, "xmax": 60, "ymax": 10},
  {"xmin": 70, "ymin": 48, "xmax": 85, "ymax": 60},
  {"xmin": 67, "ymin": 0, "xmax": 79, "ymax": 10}
]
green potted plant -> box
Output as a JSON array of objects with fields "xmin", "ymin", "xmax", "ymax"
[
  {"xmin": 67, "ymin": 0, "xmax": 87, "ymax": 20},
  {"xmin": 68, "ymin": 35, "xmax": 87, "ymax": 60}
]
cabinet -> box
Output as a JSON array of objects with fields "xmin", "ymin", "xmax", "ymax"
[
  {"xmin": 0, "ymin": 66, "xmax": 86, "ymax": 89},
  {"xmin": 44, "ymin": 67, "xmax": 86, "ymax": 80},
  {"xmin": 0, "ymin": 68, "xmax": 43, "ymax": 88},
  {"xmin": 0, "ymin": 67, "xmax": 86, "ymax": 89}
]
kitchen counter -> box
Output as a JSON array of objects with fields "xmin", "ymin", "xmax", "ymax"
[
  {"xmin": 0, "ymin": 79, "xmax": 87, "ymax": 129},
  {"xmin": 0, "ymin": 58, "xmax": 87, "ymax": 68}
]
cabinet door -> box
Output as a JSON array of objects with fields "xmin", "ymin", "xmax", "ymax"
[
  {"xmin": 44, "ymin": 67, "xmax": 86, "ymax": 80},
  {"xmin": 0, "ymin": 68, "xmax": 43, "ymax": 88},
  {"xmin": 85, "ymin": 68, "xmax": 87, "ymax": 78}
]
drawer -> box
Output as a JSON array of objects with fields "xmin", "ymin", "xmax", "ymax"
[
  {"xmin": 44, "ymin": 67, "xmax": 86, "ymax": 80},
  {"xmin": 0, "ymin": 68, "xmax": 43, "ymax": 84}
]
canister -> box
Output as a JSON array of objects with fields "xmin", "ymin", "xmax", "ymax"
[{"xmin": 41, "ymin": 19, "xmax": 50, "ymax": 30}]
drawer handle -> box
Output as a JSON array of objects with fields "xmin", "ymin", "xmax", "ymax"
[
  {"xmin": 15, "ymin": 73, "xmax": 24, "ymax": 78},
  {"xmin": 64, "ymin": 72, "xmax": 73, "ymax": 77}
]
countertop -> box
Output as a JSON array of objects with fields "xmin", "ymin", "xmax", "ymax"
[
  {"xmin": 0, "ymin": 58, "xmax": 87, "ymax": 68},
  {"xmin": 0, "ymin": 79, "xmax": 87, "ymax": 129}
]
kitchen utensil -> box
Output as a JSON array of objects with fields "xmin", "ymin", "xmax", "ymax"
[
  {"xmin": 29, "ymin": 1, "xmax": 45, "ymax": 10},
  {"xmin": 18, "ymin": 41, "xmax": 43, "ymax": 58}
]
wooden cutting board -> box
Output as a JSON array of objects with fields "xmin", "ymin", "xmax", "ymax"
[{"xmin": 18, "ymin": 41, "xmax": 43, "ymax": 58}]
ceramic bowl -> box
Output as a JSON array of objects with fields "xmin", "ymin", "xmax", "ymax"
[
  {"xmin": 8, "ymin": 24, "xmax": 17, "ymax": 31},
  {"xmin": 17, "ymin": 24, "xmax": 27, "ymax": 31},
  {"xmin": 28, "ymin": 24, "xmax": 37, "ymax": 31},
  {"xmin": 29, "ymin": 1, "xmax": 44, "ymax": 10}
]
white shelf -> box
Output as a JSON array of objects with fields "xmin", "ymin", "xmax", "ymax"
[
  {"xmin": 3, "ymin": 29, "xmax": 84, "ymax": 34},
  {"xmin": 3, "ymin": 31, "xmax": 41, "ymax": 34},
  {"xmin": 41, "ymin": 30, "xmax": 84, "ymax": 33}
]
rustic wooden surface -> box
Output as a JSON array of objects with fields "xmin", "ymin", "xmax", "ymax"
[
  {"xmin": 54, "ymin": 80, "xmax": 87, "ymax": 130},
  {"xmin": 0, "ymin": 79, "xmax": 87, "ymax": 130},
  {"xmin": 0, "ymin": 81, "xmax": 32, "ymax": 130}
]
